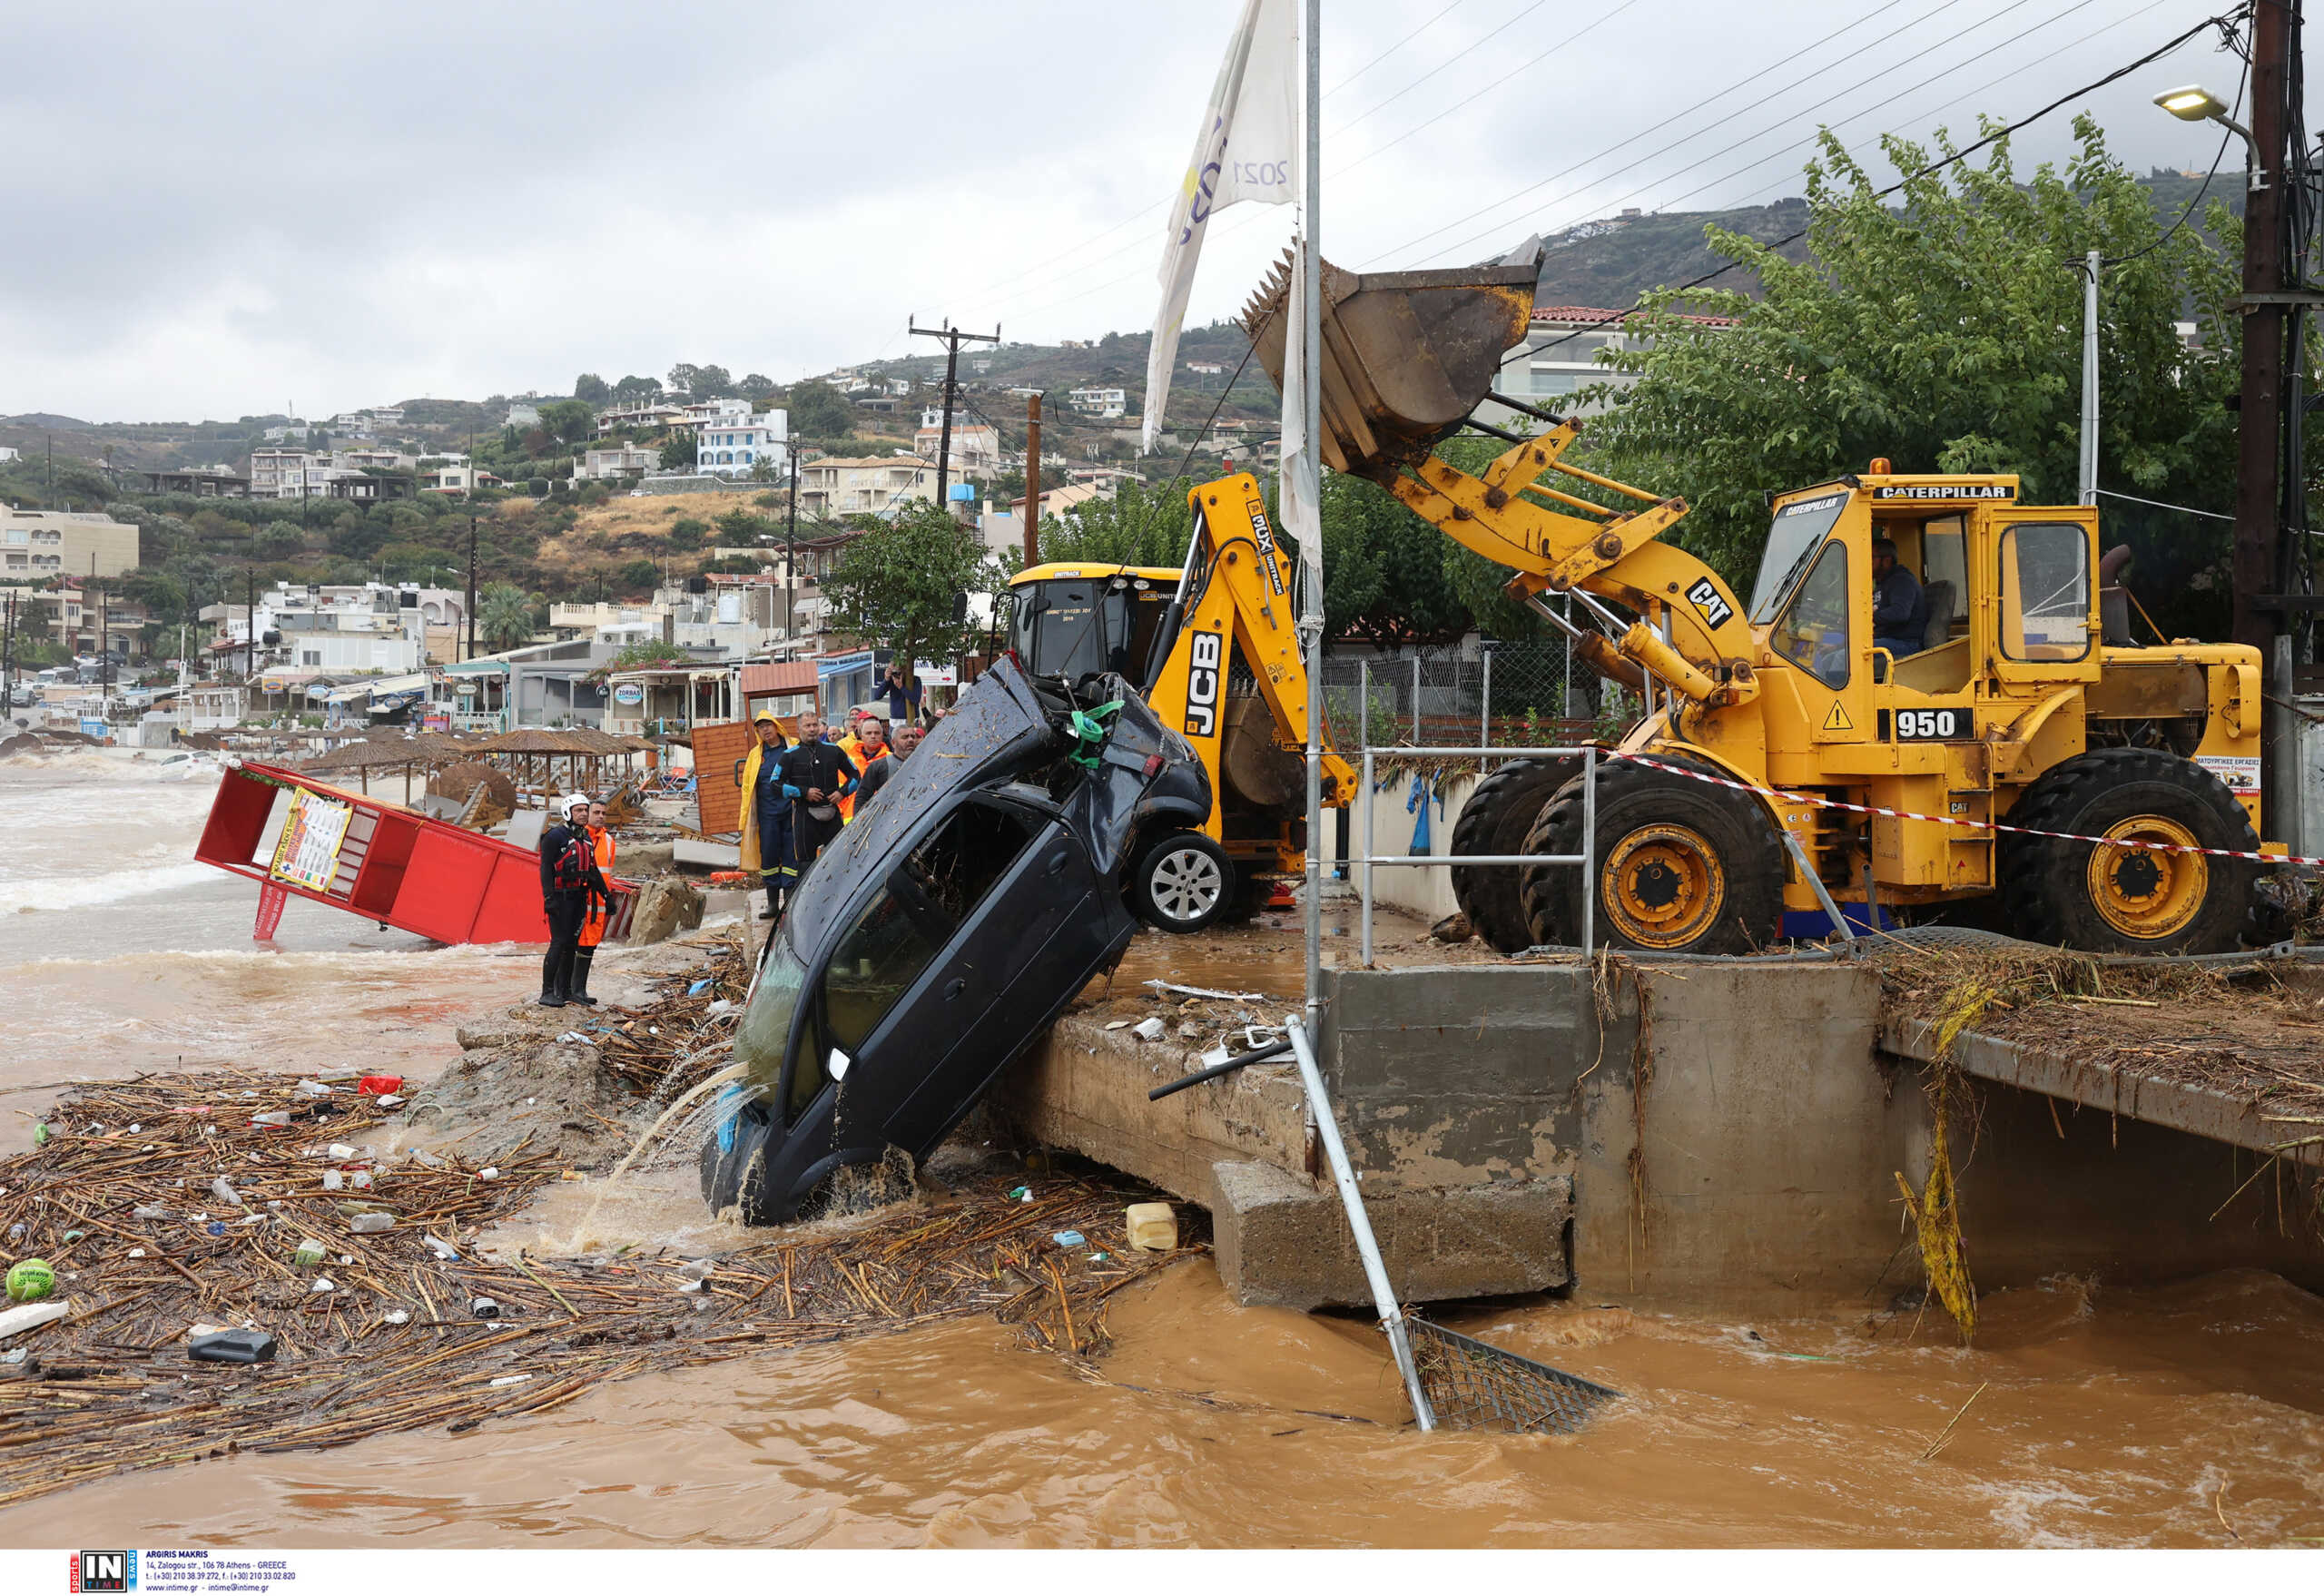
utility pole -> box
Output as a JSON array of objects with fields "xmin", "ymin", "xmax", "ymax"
[
  {"xmin": 2078, "ymin": 250, "xmax": 2100, "ymax": 506},
  {"xmin": 785, "ymin": 450, "xmax": 800, "ymax": 653},
  {"xmin": 2235, "ymin": 0, "xmax": 2294, "ymax": 659},
  {"xmin": 465, "ymin": 432, "xmax": 478, "ymax": 663},
  {"xmin": 1024, "ymin": 393, "xmax": 1043, "ymax": 566},
  {"xmin": 908, "ymin": 319, "xmax": 1000, "ymax": 513}
]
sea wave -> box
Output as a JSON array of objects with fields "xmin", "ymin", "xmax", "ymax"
[{"xmin": 0, "ymin": 862, "xmax": 226, "ymax": 915}]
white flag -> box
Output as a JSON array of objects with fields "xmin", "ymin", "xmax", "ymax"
[
  {"xmin": 1141, "ymin": 0, "xmax": 1296, "ymax": 456},
  {"xmin": 1280, "ymin": 241, "xmax": 1322, "ymax": 617}
]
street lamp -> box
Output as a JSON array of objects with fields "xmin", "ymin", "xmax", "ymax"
[{"xmin": 2153, "ymin": 84, "xmax": 2253, "ymax": 145}]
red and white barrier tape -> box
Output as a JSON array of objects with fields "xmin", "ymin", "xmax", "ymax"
[{"xmin": 1606, "ymin": 751, "xmax": 2322, "ymax": 868}]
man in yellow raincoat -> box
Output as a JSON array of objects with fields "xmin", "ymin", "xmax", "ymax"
[{"xmin": 735, "ymin": 708, "xmax": 794, "ymax": 922}]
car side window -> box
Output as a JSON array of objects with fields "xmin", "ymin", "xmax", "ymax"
[
  {"xmin": 1770, "ymin": 538, "xmax": 1851, "ymax": 689},
  {"xmin": 816, "ymin": 800, "xmax": 1041, "ymax": 1058}
]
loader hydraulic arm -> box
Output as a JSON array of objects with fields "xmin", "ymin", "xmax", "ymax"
[{"xmin": 1387, "ymin": 423, "xmax": 1760, "ymax": 708}]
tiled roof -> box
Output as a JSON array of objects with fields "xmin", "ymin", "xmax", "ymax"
[{"xmin": 1531, "ymin": 305, "xmax": 1740, "ymax": 327}]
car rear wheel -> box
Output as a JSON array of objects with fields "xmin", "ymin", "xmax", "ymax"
[{"xmin": 1129, "ymin": 832, "xmax": 1236, "ymax": 933}]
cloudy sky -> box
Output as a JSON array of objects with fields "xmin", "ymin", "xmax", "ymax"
[{"xmin": 2, "ymin": 0, "xmax": 2256, "ymax": 423}]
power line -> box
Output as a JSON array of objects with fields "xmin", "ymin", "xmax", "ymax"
[
  {"xmin": 1355, "ymin": 0, "xmax": 1934, "ymax": 268},
  {"xmin": 1327, "ymin": 0, "xmax": 1553, "ymax": 136},
  {"xmin": 1325, "ymin": 0, "xmax": 1471, "ymax": 94},
  {"xmin": 1507, "ymin": 7, "xmax": 2250, "ymax": 369}
]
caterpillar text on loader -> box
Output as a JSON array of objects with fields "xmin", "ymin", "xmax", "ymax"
[
  {"xmin": 1238, "ymin": 246, "xmax": 2285, "ymax": 957},
  {"xmin": 1007, "ymin": 469, "xmax": 1355, "ymax": 931}
]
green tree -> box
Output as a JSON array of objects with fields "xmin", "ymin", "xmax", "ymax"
[
  {"xmin": 1581, "ymin": 117, "xmax": 2240, "ymax": 636},
  {"xmin": 660, "ymin": 432, "xmax": 697, "ymax": 469},
  {"xmin": 478, "ymin": 581, "xmax": 536, "ymax": 652},
  {"xmin": 613, "ymin": 374, "xmax": 663, "ymax": 404},
  {"xmin": 574, "ymin": 373, "xmax": 610, "ymax": 404},
  {"xmin": 1039, "ymin": 478, "xmax": 1186, "ymax": 566},
  {"xmin": 823, "ymin": 503, "xmax": 992, "ymax": 692},
  {"xmin": 539, "ymin": 399, "xmax": 595, "ymax": 447},
  {"xmin": 738, "ymin": 372, "xmax": 777, "ymax": 401},
  {"xmin": 784, "ymin": 380, "xmax": 853, "ymax": 438}
]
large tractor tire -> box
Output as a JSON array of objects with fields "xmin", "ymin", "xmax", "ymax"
[
  {"xmin": 1519, "ymin": 754, "xmax": 1785, "ymax": 954},
  {"xmin": 1999, "ymin": 749, "xmax": 2260, "ymax": 955},
  {"xmin": 1451, "ymin": 755, "xmax": 1582, "ymax": 953}
]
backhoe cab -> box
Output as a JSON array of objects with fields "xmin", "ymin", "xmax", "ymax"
[
  {"xmin": 1007, "ymin": 471, "xmax": 1354, "ymax": 932},
  {"xmin": 1236, "ymin": 244, "xmax": 2282, "ymax": 957}
]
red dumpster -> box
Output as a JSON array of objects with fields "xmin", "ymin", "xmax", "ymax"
[{"xmin": 194, "ymin": 760, "xmax": 626, "ymax": 944}]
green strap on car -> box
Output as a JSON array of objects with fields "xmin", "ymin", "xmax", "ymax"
[{"xmin": 1068, "ymin": 699, "xmax": 1125, "ymax": 768}]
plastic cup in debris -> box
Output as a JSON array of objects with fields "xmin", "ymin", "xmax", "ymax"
[
  {"xmin": 320, "ymin": 1170, "xmax": 344, "ymax": 1192},
  {"xmin": 292, "ymin": 1238, "xmax": 327, "ymax": 1267},
  {"xmin": 348, "ymin": 1212, "xmax": 395, "ymax": 1235},
  {"xmin": 478, "ymin": 1167, "xmax": 500, "ymax": 1181},
  {"xmin": 471, "ymin": 1297, "xmax": 501, "ymax": 1319},
  {"xmin": 1130, "ymin": 1017, "xmax": 1167, "ymax": 1042},
  {"xmin": 327, "ymin": 1143, "xmax": 357, "ymax": 1160},
  {"xmin": 350, "ymin": 1168, "xmax": 374, "ymax": 1189}
]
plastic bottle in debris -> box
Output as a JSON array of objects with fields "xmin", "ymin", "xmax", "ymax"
[
  {"xmin": 348, "ymin": 1213, "xmax": 394, "ymax": 1235},
  {"xmin": 249, "ymin": 1111, "xmax": 291, "ymax": 1128},
  {"xmin": 211, "ymin": 1177, "xmax": 242, "ymax": 1207}
]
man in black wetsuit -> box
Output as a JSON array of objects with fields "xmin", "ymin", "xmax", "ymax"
[
  {"xmin": 777, "ymin": 711, "xmax": 855, "ymax": 878},
  {"xmin": 537, "ymin": 793, "xmax": 611, "ymax": 1008}
]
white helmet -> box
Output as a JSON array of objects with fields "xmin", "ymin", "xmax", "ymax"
[{"xmin": 561, "ymin": 793, "xmax": 590, "ymax": 818}]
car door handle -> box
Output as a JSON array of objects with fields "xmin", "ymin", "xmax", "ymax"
[
  {"xmin": 1047, "ymin": 852, "xmax": 1069, "ymax": 874},
  {"xmin": 942, "ymin": 978, "xmax": 967, "ymax": 1000}
]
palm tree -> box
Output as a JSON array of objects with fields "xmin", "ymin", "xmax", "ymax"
[{"xmin": 478, "ymin": 582, "xmax": 535, "ymax": 653}]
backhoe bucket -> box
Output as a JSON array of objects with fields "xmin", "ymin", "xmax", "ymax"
[{"xmin": 1241, "ymin": 244, "xmax": 1541, "ymax": 482}]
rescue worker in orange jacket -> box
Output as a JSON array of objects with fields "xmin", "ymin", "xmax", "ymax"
[{"xmin": 569, "ymin": 797, "xmax": 618, "ymax": 1007}]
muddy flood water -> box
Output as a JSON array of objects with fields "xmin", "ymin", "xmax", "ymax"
[{"xmin": 2, "ymin": 751, "xmax": 2320, "ymax": 1548}]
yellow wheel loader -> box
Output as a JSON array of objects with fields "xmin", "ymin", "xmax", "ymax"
[
  {"xmin": 1006, "ymin": 469, "xmax": 1355, "ymax": 931},
  {"xmin": 1234, "ymin": 248, "xmax": 2286, "ymax": 957}
]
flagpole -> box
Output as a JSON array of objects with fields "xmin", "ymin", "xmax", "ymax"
[{"xmin": 1300, "ymin": 0, "xmax": 1324, "ymax": 1030}]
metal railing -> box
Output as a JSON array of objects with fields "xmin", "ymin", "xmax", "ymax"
[{"xmin": 1355, "ymin": 744, "xmax": 1597, "ymax": 965}]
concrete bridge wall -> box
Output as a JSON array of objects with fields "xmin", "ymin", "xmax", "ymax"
[{"xmin": 998, "ymin": 961, "xmax": 2324, "ymax": 1312}]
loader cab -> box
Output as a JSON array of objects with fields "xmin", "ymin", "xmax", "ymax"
[{"xmin": 1007, "ymin": 564, "xmax": 1181, "ymax": 685}]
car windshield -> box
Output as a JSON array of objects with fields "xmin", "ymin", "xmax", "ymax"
[
  {"xmin": 1750, "ymin": 491, "xmax": 1850, "ymax": 623},
  {"xmin": 734, "ymin": 937, "xmax": 808, "ymax": 1099}
]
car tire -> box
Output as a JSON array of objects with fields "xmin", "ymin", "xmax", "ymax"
[
  {"xmin": 1128, "ymin": 831, "xmax": 1236, "ymax": 933},
  {"xmin": 1451, "ymin": 754, "xmax": 1582, "ymax": 953}
]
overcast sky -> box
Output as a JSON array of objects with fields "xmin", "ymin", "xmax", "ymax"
[{"xmin": 1, "ymin": 0, "xmax": 2259, "ymax": 423}]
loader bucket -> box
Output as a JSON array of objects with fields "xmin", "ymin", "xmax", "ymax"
[{"xmin": 1240, "ymin": 244, "xmax": 1541, "ymax": 482}]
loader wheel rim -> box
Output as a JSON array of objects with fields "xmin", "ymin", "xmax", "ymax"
[
  {"xmin": 1601, "ymin": 823, "xmax": 1727, "ymax": 950},
  {"xmin": 1150, "ymin": 848, "xmax": 1225, "ymax": 922},
  {"xmin": 2086, "ymin": 815, "xmax": 2207, "ymax": 940}
]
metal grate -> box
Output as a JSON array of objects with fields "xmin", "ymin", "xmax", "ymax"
[{"xmin": 1406, "ymin": 1316, "xmax": 1621, "ymax": 1435}]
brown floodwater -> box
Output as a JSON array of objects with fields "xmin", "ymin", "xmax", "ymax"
[
  {"xmin": 4, "ymin": 1261, "xmax": 2320, "ymax": 1548},
  {"xmin": 3, "ymin": 754, "xmax": 2321, "ymax": 1547}
]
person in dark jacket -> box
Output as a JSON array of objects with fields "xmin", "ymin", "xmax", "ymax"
[
  {"xmin": 777, "ymin": 711, "xmax": 856, "ymax": 875},
  {"xmin": 854, "ymin": 721, "xmax": 920, "ymax": 808},
  {"xmin": 537, "ymin": 793, "xmax": 611, "ymax": 1008},
  {"xmin": 1872, "ymin": 537, "xmax": 1928, "ymax": 659}
]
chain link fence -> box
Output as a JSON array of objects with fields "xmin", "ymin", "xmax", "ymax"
[{"xmin": 1320, "ymin": 638, "xmax": 1609, "ymax": 751}]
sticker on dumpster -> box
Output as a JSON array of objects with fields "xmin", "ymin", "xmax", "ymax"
[
  {"xmin": 2195, "ymin": 754, "xmax": 2260, "ymax": 792},
  {"xmin": 268, "ymin": 790, "xmax": 352, "ymax": 893}
]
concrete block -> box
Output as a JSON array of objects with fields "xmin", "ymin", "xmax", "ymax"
[
  {"xmin": 673, "ymin": 838, "xmax": 741, "ymax": 870},
  {"xmin": 1210, "ymin": 1158, "xmax": 1571, "ymax": 1311}
]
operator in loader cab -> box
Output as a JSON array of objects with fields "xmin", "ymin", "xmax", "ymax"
[{"xmin": 1871, "ymin": 537, "xmax": 1927, "ymax": 660}]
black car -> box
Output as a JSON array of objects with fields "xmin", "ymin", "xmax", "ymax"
[{"xmin": 701, "ymin": 659, "xmax": 1212, "ymax": 1225}]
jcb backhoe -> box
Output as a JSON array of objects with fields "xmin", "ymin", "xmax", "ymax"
[
  {"xmin": 1232, "ymin": 248, "xmax": 2284, "ymax": 957},
  {"xmin": 1007, "ymin": 469, "xmax": 1355, "ymax": 931}
]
